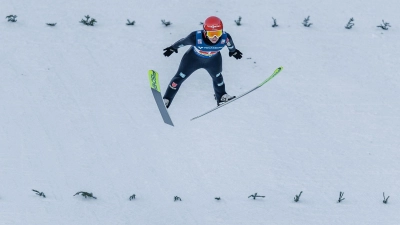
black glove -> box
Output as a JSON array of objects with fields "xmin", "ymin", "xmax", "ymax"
[
  {"xmin": 163, "ymin": 47, "xmax": 178, "ymax": 57},
  {"xmin": 229, "ymin": 49, "xmax": 243, "ymax": 60}
]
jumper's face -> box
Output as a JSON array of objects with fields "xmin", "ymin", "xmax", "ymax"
[
  {"xmin": 208, "ymin": 35, "xmax": 220, "ymax": 43},
  {"xmin": 205, "ymin": 30, "xmax": 223, "ymax": 44}
]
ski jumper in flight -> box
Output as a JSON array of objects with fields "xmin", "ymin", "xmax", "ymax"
[{"xmin": 162, "ymin": 16, "xmax": 243, "ymax": 108}]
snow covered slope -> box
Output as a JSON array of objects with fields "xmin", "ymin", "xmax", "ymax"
[{"xmin": 1, "ymin": 0, "xmax": 400, "ymax": 224}]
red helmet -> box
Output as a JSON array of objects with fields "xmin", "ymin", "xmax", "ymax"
[{"xmin": 203, "ymin": 16, "xmax": 223, "ymax": 31}]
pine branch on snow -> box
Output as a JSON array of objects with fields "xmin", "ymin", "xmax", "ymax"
[
  {"xmin": 74, "ymin": 191, "xmax": 97, "ymax": 199},
  {"xmin": 294, "ymin": 191, "xmax": 303, "ymax": 202},
  {"xmin": 32, "ymin": 189, "xmax": 46, "ymax": 198},
  {"xmin": 248, "ymin": 193, "xmax": 265, "ymax": 200},
  {"xmin": 6, "ymin": 15, "xmax": 17, "ymax": 22},
  {"xmin": 126, "ymin": 19, "xmax": 135, "ymax": 26},
  {"xmin": 345, "ymin": 17, "xmax": 355, "ymax": 29},
  {"xmin": 302, "ymin": 16, "xmax": 313, "ymax": 27},
  {"xmin": 161, "ymin": 19, "xmax": 171, "ymax": 26},
  {"xmin": 272, "ymin": 17, "xmax": 278, "ymax": 27},
  {"xmin": 234, "ymin": 16, "xmax": 242, "ymax": 26},
  {"xmin": 383, "ymin": 192, "xmax": 390, "ymax": 204},
  {"xmin": 80, "ymin": 15, "xmax": 97, "ymax": 26},
  {"xmin": 337, "ymin": 191, "xmax": 345, "ymax": 203},
  {"xmin": 377, "ymin": 20, "xmax": 391, "ymax": 30}
]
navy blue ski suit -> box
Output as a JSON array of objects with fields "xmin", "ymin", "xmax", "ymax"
[{"xmin": 163, "ymin": 30, "xmax": 240, "ymax": 107}]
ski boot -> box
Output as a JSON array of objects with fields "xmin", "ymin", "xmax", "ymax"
[
  {"xmin": 163, "ymin": 98, "xmax": 170, "ymax": 108},
  {"xmin": 217, "ymin": 94, "xmax": 236, "ymax": 106}
]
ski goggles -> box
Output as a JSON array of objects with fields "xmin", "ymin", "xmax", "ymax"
[{"xmin": 206, "ymin": 30, "xmax": 223, "ymax": 38}]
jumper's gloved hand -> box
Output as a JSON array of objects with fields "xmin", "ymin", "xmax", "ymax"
[
  {"xmin": 163, "ymin": 47, "xmax": 178, "ymax": 57},
  {"xmin": 229, "ymin": 49, "xmax": 243, "ymax": 60}
]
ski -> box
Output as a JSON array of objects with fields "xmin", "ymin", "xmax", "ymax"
[
  {"xmin": 148, "ymin": 70, "xmax": 174, "ymax": 126},
  {"xmin": 190, "ymin": 66, "xmax": 283, "ymax": 121}
]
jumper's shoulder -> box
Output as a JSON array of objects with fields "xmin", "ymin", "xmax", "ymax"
[
  {"xmin": 224, "ymin": 32, "xmax": 232, "ymax": 39},
  {"xmin": 187, "ymin": 31, "xmax": 199, "ymax": 42}
]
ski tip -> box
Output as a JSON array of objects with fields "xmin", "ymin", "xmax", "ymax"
[{"xmin": 148, "ymin": 70, "xmax": 161, "ymax": 92}]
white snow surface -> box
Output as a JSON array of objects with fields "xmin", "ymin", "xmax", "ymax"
[{"xmin": 1, "ymin": 0, "xmax": 400, "ymax": 224}]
